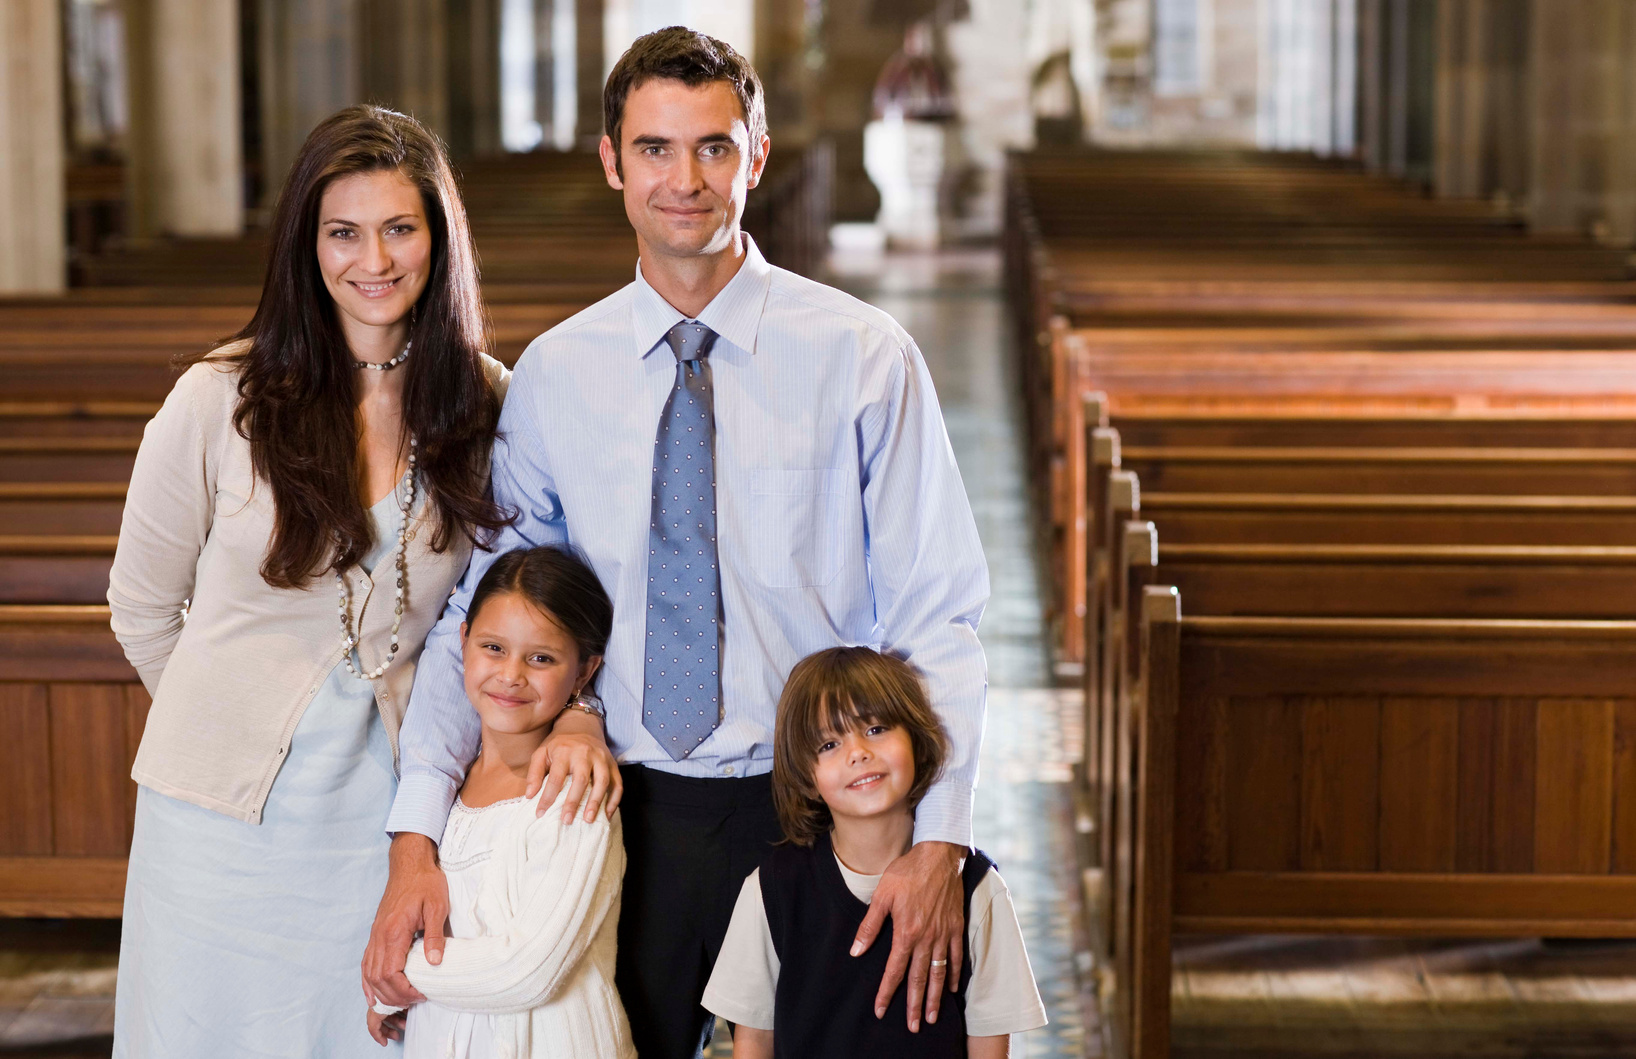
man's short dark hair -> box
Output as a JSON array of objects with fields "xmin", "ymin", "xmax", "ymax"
[{"xmin": 603, "ymin": 27, "xmax": 767, "ymax": 159}]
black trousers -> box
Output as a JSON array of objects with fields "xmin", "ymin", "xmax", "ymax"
[{"xmin": 615, "ymin": 764, "xmax": 784, "ymax": 1059}]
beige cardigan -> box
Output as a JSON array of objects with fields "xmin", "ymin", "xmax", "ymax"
[{"xmin": 109, "ymin": 346, "xmax": 509, "ymax": 823}]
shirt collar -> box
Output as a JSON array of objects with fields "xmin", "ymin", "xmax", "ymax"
[{"xmin": 630, "ymin": 233, "xmax": 772, "ymax": 359}]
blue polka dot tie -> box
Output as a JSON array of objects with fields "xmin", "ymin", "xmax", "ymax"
[{"xmin": 643, "ymin": 320, "xmax": 722, "ymax": 760}]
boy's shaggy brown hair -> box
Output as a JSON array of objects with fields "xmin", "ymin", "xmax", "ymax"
[{"xmin": 772, "ymin": 647, "xmax": 950, "ymax": 847}]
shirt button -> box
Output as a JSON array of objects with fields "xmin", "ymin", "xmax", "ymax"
[{"xmin": 722, "ymin": 765, "xmax": 735, "ymax": 776}]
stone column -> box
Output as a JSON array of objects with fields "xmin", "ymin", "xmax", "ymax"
[
  {"xmin": 0, "ymin": 0, "xmax": 66, "ymax": 293},
  {"xmin": 447, "ymin": 0, "xmax": 503, "ymax": 159},
  {"xmin": 576, "ymin": 0, "xmax": 604, "ymax": 144},
  {"xmin": 1527, "ymin": 0, "xmax": 1581, "ymax": 232},
  {"xmin": 259, "ymin": 0, "xmax": 361, "ymax": 208},
  {"xmin": 1357, "ymin": 0, "xmax": 1386, "ymax": 170},
  {"xmin": 361, "ymin": 0, "xmax": 450, "ymax": 134},
  {"xmin": 124, "ymin": 0, "xmax": 243, "ymax": 237}
]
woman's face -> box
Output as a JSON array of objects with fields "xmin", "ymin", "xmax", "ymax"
[
  {"xmin": 460, "ymin": 591, "xmax": 601, "ymax": 739},
  {"xmin": 315, "ymin": 169, "xmax": 433, "ymax": 344}
]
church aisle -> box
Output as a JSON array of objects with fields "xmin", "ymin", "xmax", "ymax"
[{"xmin": 830, "ymin": 249, "xmax": 1096, "ymax": 1059}]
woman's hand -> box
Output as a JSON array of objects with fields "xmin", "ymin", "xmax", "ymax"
[
  {"xmin": 853, "ymin": 841, "xmax": 966, "ymax": 1031},
  {"xmin": 367, "ymin": 1007, "xmax": 406, "ymax": 1046},
  {"xmin": 526, "ymin": 707, "xmax": 622, "ymax": 822},
  {"xmin": 362, "ymin": 833, "xmax": 449, "ymax": 1009}
]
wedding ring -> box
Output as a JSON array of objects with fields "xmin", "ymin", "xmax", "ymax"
[{"xmin": 931, "ymin": 959, "xmax": 949, "ymax": 968}]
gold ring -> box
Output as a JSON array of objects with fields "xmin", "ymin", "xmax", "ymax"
[{"xmin": 931, "ymin": 959, "xmax": 948, "ymax": 968}]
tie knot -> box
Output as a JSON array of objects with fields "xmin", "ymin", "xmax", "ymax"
[{"xmin": 665, "ymin": 321, "xmax": 717, "ymax": 363}]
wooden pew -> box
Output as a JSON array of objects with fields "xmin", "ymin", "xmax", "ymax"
[
  {"xmin": 0, "ymin": 605, "xmax": 146, "ymax": 917},
  {"xmin": 0, "ymin": 484, "xmax": 126, "ymax": 534},
  {"xmin": 0, "ymin": 537, "xmax": 116, "ymax": 604},
  {"xmin": 0, "ymin": 440, "xmax": 137, "ymax": 483},
  {"xmin": 0, "ymin": 402, "xmax": 156, "ymax": 438},
  {"xmin": 1113, "ymin": 596, "xmax": 1636, "ymax": 1059}
]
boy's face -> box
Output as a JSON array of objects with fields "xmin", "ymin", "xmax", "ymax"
[
  {"xmin": 460, "ymin": 592, "xmax": 600, "ymax": 739},
  {"xmin": 812, "ymin": 719, "xmax": 917, "ymax": 824},
  {"xmin": 599, "ymin": 78, "xmax": 770, "ymax": 263}
]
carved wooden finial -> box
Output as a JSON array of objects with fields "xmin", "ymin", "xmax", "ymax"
[
  {"xmin": 1142, "ymin": 584, "xmax": 1181, "ymax": 623},
  {"xmin": 1110, "ymin": 469, "xmax": 1140, "ymax": 514},
  {"xmin": 1083, "ymin": 390, "xmax": 1110, "ymax": 428},
  {"xmin": 1092, "ymin": 426, "xmax": 1121, "ymax": 467},
  {"xmin": 1123, "ymin": 520, "xmax": 1158, "ymax": 567}
]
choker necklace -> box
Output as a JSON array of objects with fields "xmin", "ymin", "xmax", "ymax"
[
  {"xmin": 337, "ymin": 435, "xmax": 416, "ymax": 681},
  {"xmin": 356, "ymin": 339, "xmax": 412, "ymax": 372}
]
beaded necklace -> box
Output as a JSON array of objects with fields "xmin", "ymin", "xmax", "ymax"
[{"xmin": 337, "ymin": 436, "xmax": 416, "ymax": 680}]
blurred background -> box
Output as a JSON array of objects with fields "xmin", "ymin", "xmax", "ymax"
[
  {"xmin": 6, "ymin": 3, "xmax": 1636, "ymax": 1059},
  {"xmin": 8, "ymin": 0, "xmax": 1627, "ymax": 291}
]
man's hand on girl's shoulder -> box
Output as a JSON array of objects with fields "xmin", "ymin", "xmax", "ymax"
[
  {"xmin": 853, "ymin": 840, "xmax": 967, "ymax": 1032},
  {"xmin": 528, "ymin": 706, "xmax": 623, "ymax": 823}
]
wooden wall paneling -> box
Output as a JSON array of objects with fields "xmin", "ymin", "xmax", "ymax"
[
  {"xmin": 1534, "ymin": 698, "xmax": 1617, "ymax": 873},
  {"xmin": 1130, "ymin": 586, "xmax": 1180, "ymax": 1059},
  {"xmin": 1378, "ymin": 697, "xmax": 1459, "ymax": 871},
  {"xmin": 1456, "ymin": 697, "xmax": 1536, "ymax": 872},
  {"xmin": 1614, "ymin": 699, "xmax": 1636, "ymax": 873},
  {"xmin": 124, "ymin": 684, "xmax": 152, "ymax": 835},
  {"xmin": 1175, "ymin": 694, "xmax": 1229, "ymax": 873},
  {"xmin": 1298, "ymin": 696, "xmax": 1381, "ymax": 871},
  {"xmin": 1174, "ymin": 871, "xmax": 1636, "ymax": 935},
  {"xmin": 1225, "ymin": 696, "xmax": 1302, "ymax": 870},
  {"xmin": 49, "ymin": 683, "xmax": 131, "ymax": 856},
  {"xmin": 0, "ymin": 683, "xmax": 52, "ymax": 854},
  {"xmin": 1380, "ymin": 697, "xmax": 1459, "ymax": 870}
]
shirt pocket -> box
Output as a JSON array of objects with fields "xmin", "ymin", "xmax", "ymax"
[{"xmin": 748, "ymin": 468, "xmax": 848, "ymax": 589}]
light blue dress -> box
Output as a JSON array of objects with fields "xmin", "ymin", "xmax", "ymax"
[{"xmin": 115, "ymin": 493, "xmax": 406, "ymax": 1058}]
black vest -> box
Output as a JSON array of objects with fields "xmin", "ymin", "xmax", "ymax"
[{"xmin": 760, "ymin": 834, "xmax": 996, "ymax": 1059}]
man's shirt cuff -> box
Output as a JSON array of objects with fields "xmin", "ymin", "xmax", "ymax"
[
  {"xmin": 913, "ymin": 779, "xmax": 974, "ymax": 849},
  {"xmin": 385, "ymin": 769, "xmax": 461, "ymax": 840}
]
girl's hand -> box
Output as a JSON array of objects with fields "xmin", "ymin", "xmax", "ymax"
[
  {"xmin": 526, "ymin": 708, "xmax": 622, "ymax": 822},
  {"xmin": 367, "ymin": 1007, "xmax": 406, "ymax": 1046}
]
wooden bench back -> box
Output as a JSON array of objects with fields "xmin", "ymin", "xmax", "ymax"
[{"xmin": 0, "ymin": 605, "xmax": 144, "ymax": 917}]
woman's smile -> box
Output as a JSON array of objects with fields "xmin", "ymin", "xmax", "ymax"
[{"xmin": 349, "ymin": 277, "xmax": 404, "ymax": 298}]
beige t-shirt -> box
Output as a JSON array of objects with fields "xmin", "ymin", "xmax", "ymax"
[{"xmin": 702, "ymin": 855, "xmax": 1048, "ymax": 1039}]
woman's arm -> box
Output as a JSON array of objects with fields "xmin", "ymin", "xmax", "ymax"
[
  {"xmin": 404, "ymin": 800, "xmax": 622, "ymax": 1013},
  {"xmin": 107, "ymin": 367, "xmax": 217, "ymax": 693}
]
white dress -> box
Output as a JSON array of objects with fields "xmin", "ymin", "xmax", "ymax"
[
  {"xmin": 114, "ymin": 494, "xmax": 403, "ymax": 1058},
  {"xmin": 400, "ymin": 792, "xmax": 634, "ymax": 1059}
]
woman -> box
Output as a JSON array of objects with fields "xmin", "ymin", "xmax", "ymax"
[{"xmin": 109, "ymin": 105, "xmax": 510, "ymax": 1056}]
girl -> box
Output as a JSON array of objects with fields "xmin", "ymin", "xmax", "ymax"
[
  {"xmin": 702, "ymin": 647, "xmax": 1047, "ymax": 1058},
  {"xmin": 367, "ymin": 545, "xmax": 635, "ymax": 1059},
  {"xmin": 110, "ymin": 105, "xmax": 509, "ymax": 1057}
]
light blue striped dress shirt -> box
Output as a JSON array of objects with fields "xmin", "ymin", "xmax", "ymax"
[{"xmin": 386, "ymin": 236, "xmax": 990, "ymax": 848}]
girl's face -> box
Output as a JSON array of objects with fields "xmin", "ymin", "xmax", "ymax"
[
  {"xmin": 460, "ymin": 591, "xmax": 601, "ymax": 739},
  {"xmin": 811, "ymin": 713, "xmax": 916, "ymax": 824},
  {"xmin": 315, "ymin": 169, "xmax": 432, "ymax": 342}
]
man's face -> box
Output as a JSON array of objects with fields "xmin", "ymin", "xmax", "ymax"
[{"xmin": 599, "ymin": 78, "xmax": 770, "ymax": 261}]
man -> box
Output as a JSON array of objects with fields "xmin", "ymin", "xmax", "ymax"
[{"xmin": 363, "ymin": 27, "xmax": 990, "ymax": 1059}]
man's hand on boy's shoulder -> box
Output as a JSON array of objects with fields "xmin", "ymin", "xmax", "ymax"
[{"xmin": 853, "ymin": 840, "xmax": 967, "ymax": 1032}]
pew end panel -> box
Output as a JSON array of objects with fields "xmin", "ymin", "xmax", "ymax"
[
  {"xmin": 1120, "ymin": 609, "xmax": 1636, "ymax": 1059},
  {"xmin": 0, "ymin": 607, "xmax": 145, "ymax": 917}
]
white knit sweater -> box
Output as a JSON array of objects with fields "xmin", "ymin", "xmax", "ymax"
[{"xmin": 398, "ymin": 790, "xmax": 634, "ymax": 1059}]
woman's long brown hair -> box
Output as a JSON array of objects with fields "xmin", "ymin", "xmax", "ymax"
[{"xmin": 182, "ymin": 105, "xmax": 509, "ymax": 589}]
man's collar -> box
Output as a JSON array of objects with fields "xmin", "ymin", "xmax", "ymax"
[{"xmin": 630, "ymin": 233, "xmax": 772, "ymax": 359}]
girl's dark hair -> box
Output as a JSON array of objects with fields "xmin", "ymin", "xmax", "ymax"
[
  {"xmin": 181, "ymin": 104, "xmax": 508, "ymax": 589},
  {"xmin": 772, "ymin": 647, "xmax": 949, "ymax": 847},
  {"xmin": 465, "ymin": 546, "xmax": 614, "ymax": 689}
]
